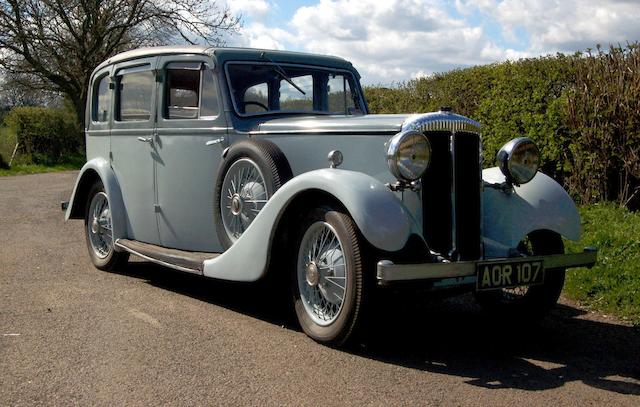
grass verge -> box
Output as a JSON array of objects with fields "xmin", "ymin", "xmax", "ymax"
[
  {"xmin": 0, "ymin": 157, "xmax": 84, "ymax": 176},
  {"xmin": 564, "ymin": 203, "xmax": 640, "ymax": 325}
]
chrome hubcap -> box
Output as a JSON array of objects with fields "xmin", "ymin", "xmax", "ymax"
[
  {"xmin": 220, "ymin": 158, "xmax": 269, "ymax": 244},
  {"xmin": 230, "ymin": 194, "xmax": 243, "ymax": 216},
  {"xmin": 306, "ymin": 262, "xmax": 320, "ymax": 287},
  {"xmin": 91, "ymin": 218, "xmax": 100, "ymax": 234},
  {"xmin": 297, "ymin": 221, "xmax": 347, "ymax": 326},
  {"xmin": 87, "ymin": 192, "xmax": 113, "ymax": 259}
]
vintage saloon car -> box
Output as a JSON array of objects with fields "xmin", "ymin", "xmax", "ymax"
[{"xmin": 65, "ymin": 45, "xmax": 596, "ymax": 345}]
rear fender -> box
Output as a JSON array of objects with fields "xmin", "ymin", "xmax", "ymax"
[
  {"xmin": 66, "ymin": 158, "xmax": 128, "ymax": 242},
  {"xmin": 203, "ymin": 169, "xmax": 421, "ymax": 281}
]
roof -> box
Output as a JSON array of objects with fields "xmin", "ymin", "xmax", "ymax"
[{"xmin": 93, "ymin": 45, "xmax": 354, "ymax": 75}]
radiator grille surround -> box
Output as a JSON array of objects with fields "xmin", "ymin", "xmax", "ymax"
[{"xmin": 402, "ymin": 111, "xmax": 482, "ymax": 261}]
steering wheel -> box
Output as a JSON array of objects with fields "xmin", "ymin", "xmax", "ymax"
[{"xmin": 243, "ymin": 101, "xmax": 268, "ymax": 111}]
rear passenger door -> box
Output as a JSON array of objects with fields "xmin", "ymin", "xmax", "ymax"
[
  {"xmin": 154, "ymin": 55, "xmax": 228, "ymax": 252},
  {"xmin": 110, "ymin": 58, "xmax": 160, "ymax": 245}
]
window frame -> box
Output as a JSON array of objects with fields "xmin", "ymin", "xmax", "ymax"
[
  {"xmin": 91, "ymin": 73, "xmax": 112, "ymax": 124},
  {"xmin": 161, "ymin": 61, "xmax": 221, "ymax": 121},
  {"xmin": 114, "ymin": 63, "xmax": 155, "ymax": 123},
  {"xmin": 224, "ymin": 61, "xmax": 367, "ymax": 118}
]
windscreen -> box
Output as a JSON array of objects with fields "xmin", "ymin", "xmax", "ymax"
[{"xmin": 226, "ymin": 63, "xmax": 365, "ymax": 116}]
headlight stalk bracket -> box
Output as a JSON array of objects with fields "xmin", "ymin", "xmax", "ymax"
[{"xmin": 386, "ymin": 179, "xmax": 422, "ymax": 192}]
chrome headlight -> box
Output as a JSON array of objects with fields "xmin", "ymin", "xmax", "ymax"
[
  {"xmin": 496, "ymin": 137, "xmax": 540, "ymax": 185},
  {"xmin": 386, "ymin": 130, "xmax": 431, "ymax": 181}
]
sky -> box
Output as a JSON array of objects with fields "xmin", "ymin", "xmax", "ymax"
[{"xmin": 222, "ymin": 0, "xmax": 640, "ymax": 85}]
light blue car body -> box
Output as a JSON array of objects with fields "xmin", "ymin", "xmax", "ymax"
[{"xmin": 66, "ymin": 45, "xmax": 582, "ymax": 282}]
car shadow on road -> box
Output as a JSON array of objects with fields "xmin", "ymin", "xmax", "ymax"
[{"xmin": 118, "ymin": 260, "xmax": 640, "ymax": 396}]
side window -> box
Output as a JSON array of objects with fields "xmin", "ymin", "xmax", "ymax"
[
  {"xmin": 243, "ymin": 83, "xmax": 268, "ymax": 113},
  {"xmin": 327, "ymin": 75, "xmax": 356, "ymax": 114},
  {"xmin": 165, "ymin": 63, "xmax": 220, "ymax": 119},
  {"xmin": 116, "ymin": 68, "xmax": 153, "ymax": 122},
  {"xmin": 201, "ymin": 70, "xmax": 220, "ymax": 117},
  {"xmin": 279, "ymin": 75, "xmax": 313, "ymax": 111},
  {"xmin": 93, "ymin": 75, "xmax": 111, "ymax": 122}
]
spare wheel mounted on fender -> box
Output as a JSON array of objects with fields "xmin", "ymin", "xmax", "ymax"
[{"xmin": 214, "ymin": 139, "xmax": 293, "ymax": 249}]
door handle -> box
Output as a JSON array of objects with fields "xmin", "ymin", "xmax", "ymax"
[
  {"xmin": 205, "ymin": 137, "xmax": 225, "ymax": 146},
  {"xmin": 137, "ymin": 136, "xmax": 153, "ymax": 143}
]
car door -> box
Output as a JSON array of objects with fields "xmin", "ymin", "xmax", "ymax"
[
  {"xmin": 154, "ymin": 55, "xmax": 228, "ymax": 252},
  {"xmin": 110, "ymin": 58, "xmax": 161, "ymax": 245}
]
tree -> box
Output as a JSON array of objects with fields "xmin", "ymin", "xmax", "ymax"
[
  {"xmin": 0, "ymin": 72, "xmax": 61, "ymax": 108},
  {"xmin": 0, "ymin": 0, "xmax": 240, "ymax": 124}
]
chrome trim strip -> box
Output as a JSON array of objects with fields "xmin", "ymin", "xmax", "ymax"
[
  {"xmin": 402, "ymin": 111, "xmax": 481, "ymax": 134},
  {"xmin": 114, "ymin": 239, "xmax": 202, "ymax": 274},
  {"xmin": 450, "ymin": 131, "xmax": 457, "ymax": 257},
  {"xmin": 245, "ymin": 128, "xmax": 399, "ymax": 136},
  {"xmin": 376, "ymin": 248, "xmax": 597, "ymax": 283}
]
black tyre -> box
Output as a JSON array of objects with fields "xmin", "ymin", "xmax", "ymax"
[
  {"xmin": 291, "ymin": 206, "xmax": 369, "ymax": 346},
  {"xmin": 214, "ymin": 140, "xmax": 292, "ymax": 249},
  {"xmin": 84, "ymin": 181, "xmax": 129, "ymax": 271},
  {"xmin": 475, "ymin": 230, "xmax": 565, "ymax": 318}
]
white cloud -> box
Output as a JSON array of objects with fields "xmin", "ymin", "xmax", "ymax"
[
  {"xmin": 462, "ymin": 0, "xmax": 640, "ymax": 53},
  {"xmin": 233, "ymin": 23, "xmax": 297, "ymax": 50},
  {"xmin": 228, "ymin": 0, "xmax": 272, "ymax": 21},
  {"xmin": 286, "ymin": 0, "xmax": 497, "ymax": 83},
  {"xmin": 227, "ymin": 0, "xmax": 640, "ymax": 84}
]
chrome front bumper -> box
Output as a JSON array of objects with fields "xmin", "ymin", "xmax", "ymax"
[{"xmin": 376, "ymin": 247, "xmax": 597, "ymax": 285}]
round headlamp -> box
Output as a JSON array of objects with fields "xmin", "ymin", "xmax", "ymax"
[
  {"xmin": 386, "ymin": 130, "xmax": 431, "ymax": 181},
  {"xmin": 496, "ymin": 137, "xmax": 540, "ymax": 185}
]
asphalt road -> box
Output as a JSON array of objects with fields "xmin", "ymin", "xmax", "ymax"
[{"xmin": 1, "ymin": 171, "xmax": 639, "ymax": 406}]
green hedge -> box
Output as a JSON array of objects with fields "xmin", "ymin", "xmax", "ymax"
[
  {"xmin": 0, "ymin": 151, "xmax": 8, "ymax": 169},
  {"xmin": 365, "ymin": 44, "xmax": 640, "ymax": 208},
  {"xmin": 3, "ymin": 107, "xmax": 82, "ymax": 165}
]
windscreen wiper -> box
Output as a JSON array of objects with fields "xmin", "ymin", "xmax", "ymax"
[{"xmin": 260, "ymin": 51, "xmax": 306, "ymax": 96}]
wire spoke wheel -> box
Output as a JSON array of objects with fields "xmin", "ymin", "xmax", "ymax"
[
  {"xmin": 219, "ymin": 158, "xmax": 269, "ymax": 243},
  {"xmin": 86, "ymin": 191, "xmax": 113, "ymax": 259},
  {"xmin": 500, "ymin": 236, "xmax": 536, "ymax": 299},
  {"xmin": 297, "ymin": 221, "xmax": 348, "ymax": 326}
]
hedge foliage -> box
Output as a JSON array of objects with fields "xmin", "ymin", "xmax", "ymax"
[
  {"xmin": 365, "ymin": 44, "xmax": 640, "ymax": 208},
  {"xmin": 3, "ymin": 107, "xmax": 82, "ymax": 165}
]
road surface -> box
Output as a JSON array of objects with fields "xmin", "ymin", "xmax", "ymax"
[{"xmin": 1, "ymin": 171, "xmax": 638, "ymax": 405}]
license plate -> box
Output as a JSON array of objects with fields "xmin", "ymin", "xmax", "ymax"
[{"xmin": 476, "ymin": 259, "xmax": 544, "ymax": 291}]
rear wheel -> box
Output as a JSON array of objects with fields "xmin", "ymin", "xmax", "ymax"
[
  {"xmin": 84, "ymin": 181, "xmax": 129, "ymax": 271},
  {"xmin": 291, "ymin": 206, "xmax": 369, "ymax": 346},
  {"xmin": 475, "ymin": 230, "xmax": 565, "ymax": 318}
]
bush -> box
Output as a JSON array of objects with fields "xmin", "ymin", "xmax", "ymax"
[
  {"xmin": 365, "ymin": 44, "xmax": 640, "ymax": 208},
  {"xmin": 565, "ymin": 44, "xmax": 640, "ymax": 208},
  {"xmin": 0, "ymin": 151, "xmax": 8, "ymax": 169},
  {"xmin": 3, "ymin": 107, "xmax": 82, "ymax": 165}
]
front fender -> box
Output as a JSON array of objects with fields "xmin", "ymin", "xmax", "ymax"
[
  {"xmin": 66, "ymin": 158, "xmax": 128, "ymax": 241},
  {"xmin": 203, "ymin": 169, "xmax": 420, "ymax": 282},
  {"xmin": 482, "ymin": 167, "xmax": 581, "ymax": 253}
]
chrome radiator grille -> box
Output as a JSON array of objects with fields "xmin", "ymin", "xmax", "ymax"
[{"xmin": 421, "ymin": 131, "xmax": 481, "ymax": 261}]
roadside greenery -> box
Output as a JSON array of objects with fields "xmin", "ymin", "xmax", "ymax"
[
  {"xmin": 365, "ymin": 43, "xmax": 640, "ymax": 209},
  {"xmin": 0, "ymin": 122, "xmax": 83, "ymax": 176},
  {"xmin": 4, "ymin": 107, "xmax": 83, "ymax": 165},
  {"xmin": 565, "ymin": 204, "xmax": 640, "ymax": 325}
]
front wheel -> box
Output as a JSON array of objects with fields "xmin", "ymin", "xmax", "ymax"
[
  {"xmin": 291, "ymin": 206, "xmax": 368, "ymax": 346},
  {"xmin": 475, "ymin": 230, "xmax": 565, "ymax": 319}
]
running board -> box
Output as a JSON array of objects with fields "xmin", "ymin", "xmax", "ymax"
[{"xmin": 115, "ymin": 239, "xmax": 220, "ymax": 275}]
